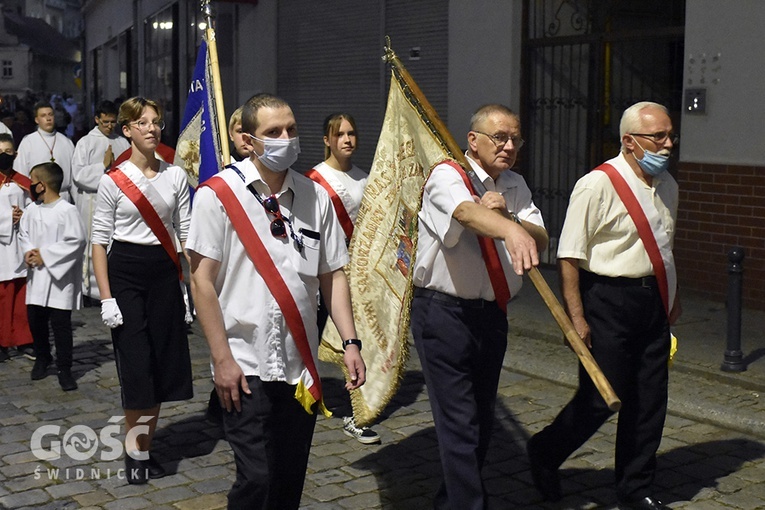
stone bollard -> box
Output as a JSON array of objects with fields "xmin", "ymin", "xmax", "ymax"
[{"xmin": 721, "ymin": 246, "xmax": 746, "ymax": 372}]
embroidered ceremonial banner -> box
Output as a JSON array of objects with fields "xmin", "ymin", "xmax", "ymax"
[
  {"xmin": 174, "ymin": 38, "xmax": 223, "ymax": 189},
  {"xmin": 318, "ymin": 75, "xmax": 451, "ymax": 427}
]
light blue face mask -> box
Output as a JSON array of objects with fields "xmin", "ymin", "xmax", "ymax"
[
  {"xmin": 631, "ymin": 136, "xmax": 670, "ymax": 176},
  {"xmin": 246, "ymin": 134, "xmax": 301, "ymax": 173}
]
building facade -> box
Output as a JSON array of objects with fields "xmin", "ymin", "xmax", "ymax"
[{"xmin": 82, "ymin": 0, "xmax": 765, "ymax": 311}]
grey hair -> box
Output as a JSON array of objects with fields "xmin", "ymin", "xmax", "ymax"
[
  {"xmin": 469, "ymin": 104, "xmax": 519, "ymax": 130},
  {"xmin": 619, "ymin": 101, "xmax": 669, "ymax": 151}
]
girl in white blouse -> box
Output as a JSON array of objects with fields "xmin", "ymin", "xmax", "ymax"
[{"xmin": 91, "ymin": 97, "xmax": 193, "ymax": 485}]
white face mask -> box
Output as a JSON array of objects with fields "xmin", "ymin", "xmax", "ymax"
[{"xmin": 249, "ymin": 135, "xmax": 300, "ymax": 173}]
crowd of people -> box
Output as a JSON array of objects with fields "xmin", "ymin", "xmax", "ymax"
[{"xmin": 0, "ymin": 92, "xmax": 680, "ymax": 510}]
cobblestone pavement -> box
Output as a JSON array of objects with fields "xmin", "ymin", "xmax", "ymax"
[{"xmin": 1, "ymin": 267, "xmax": 764, "ymax": 509}]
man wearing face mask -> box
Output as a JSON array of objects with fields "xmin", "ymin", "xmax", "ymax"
[
  {"xmin": 187, "ymin": 93, "xmax": 366, "ymax": 509},
  {"xmin": 526, "ymin": 102, "xmax": 681, "ymax": 510}
]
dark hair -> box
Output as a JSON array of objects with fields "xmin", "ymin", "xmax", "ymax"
[
  {"xmin": 95, "ymin": 100, "xmax": 119, "ymax": 117},
  {"xmin": 33, "ymin": 101, "xmax": 53, "ymax": 117},
  {"xmin": 241, "ymin": 93, "xmax": 291, "ymax": 135},
  {"xmin": 30, "ymin": 162, "xmax": 64, "ymax": 193},
  {"xmin": 322, "ymin": 113, "xmax": 358, "ymax": 160},
  {"xmin": 0, "ymin": 133, "xmax": 14, "ymax": 148}
]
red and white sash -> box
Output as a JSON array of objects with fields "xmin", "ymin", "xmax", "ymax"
[
  {"xmin": 111, "ymin": 143, "xmax": 177, "ymax": 170},
  {"xmin": 200, "ymin": 172, "xmax": 329, "ymax": 416},
  {"xmin": 594, "ymin": 163, "xmax": 677, "ymax": 317},
  {"xmin": 4, "ymin": 170, "xmax": 31, "ymax": 191},
  {"xmin": 305, "ymin": 167, "xmax": 354, "ymax": 240},
  {"xmin": 108, "ymin": 162, "xmax": 183, "ymax": 281},
  {"xmin": 437, "ymin": 160, "xmax": 512, "ymax": 313}
]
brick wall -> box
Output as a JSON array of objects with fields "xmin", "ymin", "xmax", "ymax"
[{"xmin": 675, "ymin": 162, "xmax": 765, "ymax": 311}]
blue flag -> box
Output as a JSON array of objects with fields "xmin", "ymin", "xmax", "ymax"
[{"xmin": 174, "ymin": 39, "xmax": 222, "ymax": 189}]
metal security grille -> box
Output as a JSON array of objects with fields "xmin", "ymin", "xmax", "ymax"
[{"xmin": 522, "ymin": 0, "xmax": 685, "ymax": 261}]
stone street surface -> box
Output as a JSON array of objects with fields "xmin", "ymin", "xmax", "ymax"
[{"xmin": 1, "ymin": 266, "xmax": 764, "ymax": 509}]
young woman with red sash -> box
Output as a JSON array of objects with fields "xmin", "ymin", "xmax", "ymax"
[{"xmin": 91, "ymin": 97, "xmax": 193, "ymax": 485}]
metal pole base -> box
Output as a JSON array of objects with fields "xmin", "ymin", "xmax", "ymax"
[{"xmin": 720, "ymin": 350, "xmax": 746, "ymax": 372}]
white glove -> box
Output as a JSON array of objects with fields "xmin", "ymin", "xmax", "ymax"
[
  {"xmin": 181, "ymin": 282, "xmax": 194, "ymax": 324},
  {"xmin": 101, "ymin": 298, "xmax": 124, "ymax": 328}
]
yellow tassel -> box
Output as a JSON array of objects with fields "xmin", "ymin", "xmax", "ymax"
[
  {"xmin": 294, "ymin": 380, "xmax": 333, "ymax": 417},
  {"xmin": 669, "ymin": 333, "xmax": 678, "ymax": 368}
]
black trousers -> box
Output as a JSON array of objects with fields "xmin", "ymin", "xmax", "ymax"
[
  {"xmin": 411, "ymin": 288, "xmax": 508, "ymax": 510},
  {"xmin": 27, "ymin": 305, "xmax": 72, "ymax": 369},
  {"xmin": 108, "ymin": 241, "xmax": 193, "ymax": 409},
  {"xmin": 223, "ymin": 376, "xmax": 317, "ymax": 510},
  {"xmin": 532, "ymin": 271, "xmax": 670, "ymax": 501}
]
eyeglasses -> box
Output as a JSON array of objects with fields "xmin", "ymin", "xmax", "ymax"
[
  {"xmin": 258, "ymin": 193, "xmax": 304, "ymax": 252},
  {"xmin": 130, "ymin": 119, "xmax": 165, "ymax": 132},
  {"xmin": 630, "ymin": 131, "xmax": 679, "ymax": 145},
  {"xmin": 98, "ymin": 119, "xmax": 117, "ymax": 126},
  {"xmin": 474, "ymin": 130, "xmax": 524, "ymax": 149}
]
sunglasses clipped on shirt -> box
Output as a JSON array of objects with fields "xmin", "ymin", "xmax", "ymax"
[{"xmin": 248, "ymin": 186, "xmax": 304, "ymax": 252}]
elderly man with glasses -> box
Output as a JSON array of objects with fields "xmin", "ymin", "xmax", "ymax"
[
  {"xmin": 187, "ymin": 93, "xmax": 366, "ymax": 510},
  {"xmin": 71, "ymin": 100, "xmax": 130, "ymax": 304},
  {"xmin": 410, "ymin": 103, "xmax": 548, "ymax": 509},
  {"xmin": 526, "ymin": 101, "xmax": 681, "ymax": 510}
]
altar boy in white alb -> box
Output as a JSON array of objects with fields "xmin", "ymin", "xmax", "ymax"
[
  {"xmin": 18, "ymin": 162, "xmax": 86, "ymax": 391},
  {"xmin": 72, "ymin": 100, "xmax": 130, "ymax": 302},
  {"xmin": 15, "ymin": 102, "xmax": 76, "ymax": 204}
]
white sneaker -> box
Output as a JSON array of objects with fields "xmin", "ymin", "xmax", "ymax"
[{"xmin": 342, "ymin": 416, "xmax": 381, "ymax": 444}]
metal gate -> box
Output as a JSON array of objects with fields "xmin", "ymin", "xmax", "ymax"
[{"xmin": 521, "ymin": 0, "xmax": 685, "ymax": 262}]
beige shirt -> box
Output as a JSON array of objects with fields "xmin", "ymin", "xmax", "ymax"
[{"xmin": 557, "ymin": 152, "xmax": 678, "ymax": 278}]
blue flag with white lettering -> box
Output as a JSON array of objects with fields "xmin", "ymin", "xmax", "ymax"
[{"xmin": 174, "ymin": 39, "xmax": 222, "ymax": 189}]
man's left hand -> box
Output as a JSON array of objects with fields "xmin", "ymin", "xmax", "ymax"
[
  {"xmin": 479, "ymin": 191, "xmax": 507, "ymax": 212},
  {"xmin": 343, "ymin": 346, "xmax": 366, "ymax": 391}
]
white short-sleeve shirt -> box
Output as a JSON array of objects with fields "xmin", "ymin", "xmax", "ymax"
[
  {"xmin": 186, "ymin": 160, "xmax": 348, "ymax": 383},
  {"xmin": 412, "ymin": 155, "xmax": 545, "ymax": 301}
]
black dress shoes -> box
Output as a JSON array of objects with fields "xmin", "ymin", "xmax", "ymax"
[
  {"xmin": 31, "ymin": 356, "xmax": 51, "ymax": 380},
  {"xmin": 125, "ymin": 453, "xmax": 166, "ymax": 484},
  {"xmin": 618, "ymin": 496, "xmax": 670, "ymax": 510},
  {"xmin": 146, "ymin": 455, "xmax": 166, "ymax": 479},
  {"xmin": 526, "ymin": 436, "xmax": 562, "ymax": 501},
  {"xmin": 57, "ymin": 370, "xmax": 78, "ymax": 391},
  {"xmin": 125, "ymin": 455, "xmax": 149, "ymax": 485}
]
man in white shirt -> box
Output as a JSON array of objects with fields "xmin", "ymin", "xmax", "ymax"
[
  {"xmin": 15, "ymin": 102, "xmax": 75, "ymax": 204},
  {"xmin": 187, "ymin": 93, "xmax": 366, "ymax": 510},
  {"xmin": 71, "ymin": 100, "xmax": 130, "ymax": 303},
  {"xmin": 411, "ymin": 104, "xmax": 548, "ymax": 509}
]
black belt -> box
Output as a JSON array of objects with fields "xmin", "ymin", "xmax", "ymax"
[
  {"xmin": 413, "ymin": 287, "xmax": 495, "ymax": 309},
  {"xmin": 581, "ymin": 271, "xmax": 657, "ymax": 288}
]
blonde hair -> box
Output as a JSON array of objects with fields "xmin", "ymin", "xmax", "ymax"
[
  {"xmin": 323, "ymin": 113, "xmax": 358, "ymax": 160},
  {"xmin": 229, "ymin": 106, "xmax": 243, "ymax": 133},
  {"xmin": 118, "ymin": 97, "xmax": 162, "ymax": 128}
]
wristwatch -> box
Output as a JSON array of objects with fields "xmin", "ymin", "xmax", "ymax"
[
  {"xmin": 509, "ymin": 211, "xmax": 522, "ymax": 225},
  {"xmin": 342, "ymin": 338, "xmax": 362, "ymax": 351}
]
